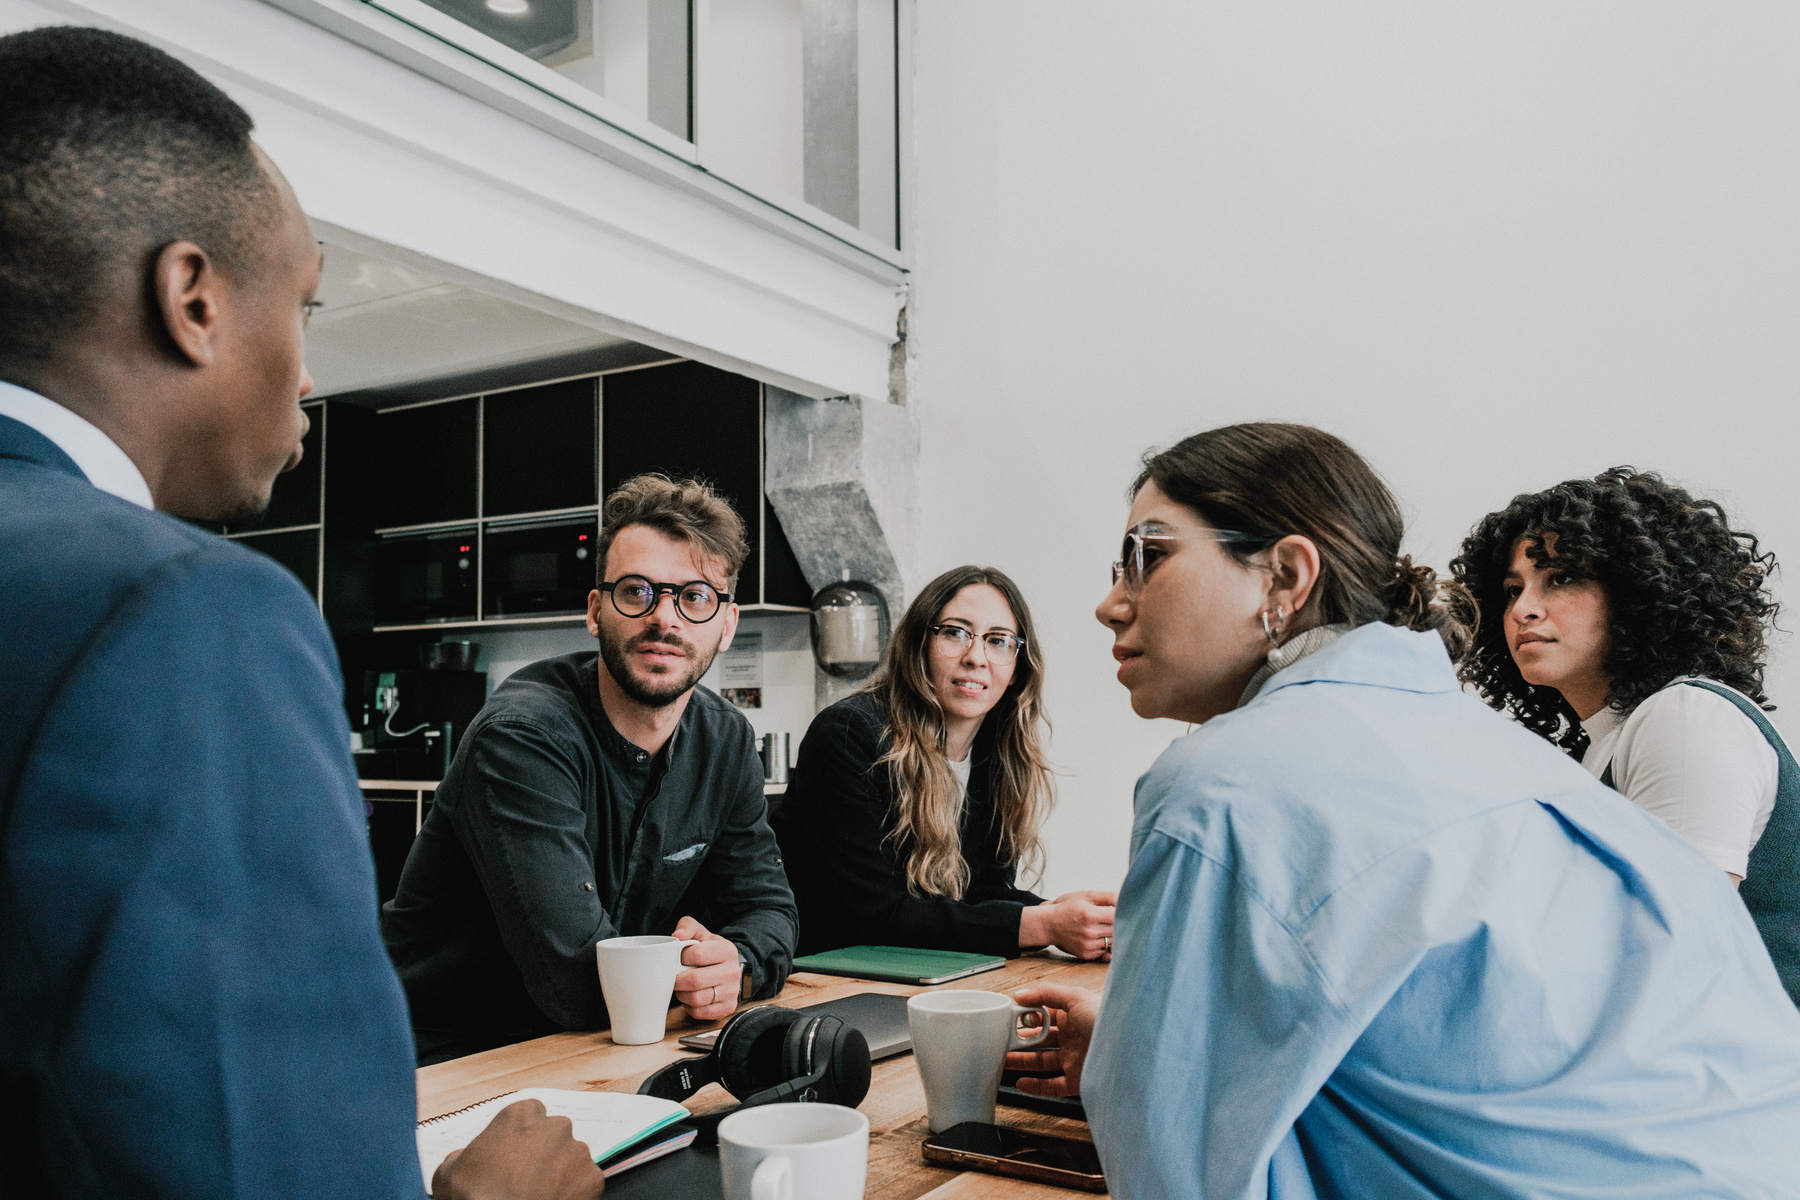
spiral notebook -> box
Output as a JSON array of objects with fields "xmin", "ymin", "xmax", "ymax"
[{"xmin": 417, "ymin": 1087, "xmax": 691, "ymax": 1193}]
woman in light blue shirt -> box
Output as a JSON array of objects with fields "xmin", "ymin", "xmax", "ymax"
[{"xmin": 1008, "ymin": 423, "xmax": 1800, "ymax": 1199}]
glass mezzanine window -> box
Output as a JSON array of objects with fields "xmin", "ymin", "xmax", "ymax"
[{"xmin": 405, "ymin": 0, "xmax": 899, "ymax": 248}]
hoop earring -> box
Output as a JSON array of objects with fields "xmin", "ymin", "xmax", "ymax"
[{"xmin": 1260, "ymin": 606, "xmax": 1285, "ymax": 648}]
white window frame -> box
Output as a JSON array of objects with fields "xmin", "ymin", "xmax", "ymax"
[{"xmin": 269, "ymin": 0, "xmax": 906, "ymax": 282}]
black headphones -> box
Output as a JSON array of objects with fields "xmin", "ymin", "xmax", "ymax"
[{"xmin": 637, "ymin": 1005, "xmax": 871, "ymax": 1144}]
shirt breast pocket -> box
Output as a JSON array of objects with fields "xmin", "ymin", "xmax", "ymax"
[
  {"xmin": 643, "ymin": 840, "xmax": 714, "ymax": 931},
  {"xmin": 661, "ymin": 840, "xmax": 709, "ymax": 866},
  {"xmin": 654, "ymin": 839, "xmax": 712, "ymax": 896}
]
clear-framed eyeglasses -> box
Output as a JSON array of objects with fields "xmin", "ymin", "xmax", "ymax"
[
  {"xmin": 929, "ymin": 623, "xmax": 1025, "ymax": 665},
  {"xmin": 1111, "ymin": 523, "xmax": 1275, "ymax": 596},
  {"xmin": 600, "ymin": 575, "xmax": 732, "ymax": 623}
]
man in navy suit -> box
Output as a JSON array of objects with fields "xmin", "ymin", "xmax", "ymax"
[{"xmin": 0, "ymin": 27, "xmax": 602, "ymax": 1199}]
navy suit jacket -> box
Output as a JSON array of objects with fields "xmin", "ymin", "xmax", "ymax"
[{"xmin": 0, "ymin": 413, "xmax": 423, "ymax": 1197}]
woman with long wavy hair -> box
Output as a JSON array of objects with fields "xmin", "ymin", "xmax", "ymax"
[
  {"xmin": 772, "ymin": 565, "xmax": 1114, "ymax": 959},
  {"xmin": 1452, "ymin": 468, "xmax": 1796, "ymax": 1000}
]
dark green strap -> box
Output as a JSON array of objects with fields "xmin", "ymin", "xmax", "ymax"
[
  {"xmin": 1677, "ymin": 681, "xmax": 1800, "ymax": 1006},
  {"xmin": 1590, "ymin": 682, "xmax": 1799, "ymax": 1005}
]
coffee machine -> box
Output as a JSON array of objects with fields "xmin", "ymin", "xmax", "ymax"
[{"xmin": 354, "ymin": 666, "xmax": 487, "ymax": 781}]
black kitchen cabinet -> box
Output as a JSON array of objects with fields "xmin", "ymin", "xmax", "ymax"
[
  {"xmin": 763, "ymin": 497, "xmax": 812, "ymax": 608},
  {"xmin": 602, "ymin": 361, "xmax": 768, "ymax": 599},
  {"xmin": 320, "ymin": 402, "xmax": 378, "ymax": 632},
  {"xmin": 228, "ymin": 402, "xmax": 323, "ymax": 533},
  {"xmin": 366, "ymin": 792, "xmax": 428, "ymax": 906},
  {"xmin": 483, "ymin": 378, "xmax": 598, "ymax": 517},
  {"xmin": 235, "ymin": 527, "xmax": 320, "ymax": 599},
  {"xmin": 376, "ymin": 399, "xmax": 477, "ymax": 529},
  {"xmin": 329, "ymin": 358, "xmax": 806, "ymax": 636}
]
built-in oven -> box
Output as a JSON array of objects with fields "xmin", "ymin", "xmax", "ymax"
[
  {"xmin": 482, "ymin": 513, "xmax": 598, "ymax": 618},
  {"xmin": 374, "ymin": 525, "xmax": 478, "ymax": 625}
]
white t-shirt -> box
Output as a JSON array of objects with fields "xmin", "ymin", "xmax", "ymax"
[
  {"xmin": 1581, "ymin": 678, "xmax": 1781, "ymax": 877},
  {"xmin": 949, "ymin": 753, "xmax": 973, "ymax": 797}
]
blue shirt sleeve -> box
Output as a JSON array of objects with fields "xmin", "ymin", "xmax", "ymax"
[
  {"xmin": 1083, "ymin": 829, "xmax": 1364, "ymax": 1200},
  {"xmin": 1, "ymin": 544, "xmax": 423, "ymax": 1198}
]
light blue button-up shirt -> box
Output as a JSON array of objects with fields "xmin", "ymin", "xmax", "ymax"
[{"xmin": 1083, "ymin": 623, "xmax": 1800, "ymax": 1199}]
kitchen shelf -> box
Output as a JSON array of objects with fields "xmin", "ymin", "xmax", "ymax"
[
  {"xmin": 371, "ymin": 601, "xmax": 811, "ymax": 635},
  {"xmin": 371, "ymin": 505, "xmax": 599, "ymax": 539},
  {"xmin": 226, "ymin": 522, "xmax": 322, "ymax": 540},
  {"xmin": 372, "ymin": 517, "xmax": 483, "ymax": 538},
  {"xmin": 372, "ymin": 613, "xmax": 587, "ymax": 634}
]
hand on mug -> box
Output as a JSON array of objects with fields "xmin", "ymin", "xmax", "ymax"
[
  {"xmin": 1019, "ymin": 890, "xmax": 1117, "ymax": 960},
  {"xmin": 432, "ymin": 1098, "xmax": 605, "ymax": 1200},
  {"xmin": 1003, "ymin": 983, "xmax": 1101, "ymax": 1098},
  {"xmin": 671, "ymin": 915, "xmax": 741, "ymax": 1021}
]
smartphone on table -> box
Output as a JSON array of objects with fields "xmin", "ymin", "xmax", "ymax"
[{"xmin": 922, "ymin": 1121, "xmax": 1105, "ymax": 1192}]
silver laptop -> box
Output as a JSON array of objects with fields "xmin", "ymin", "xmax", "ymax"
[{"xmin": 677, "ymin": 991, "xmax": 912, "ymax": 1059}]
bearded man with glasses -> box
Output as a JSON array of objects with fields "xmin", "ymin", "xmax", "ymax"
[{"xmin": 382, "ymin": 474, "xmax": 798, "ymax": 1064}]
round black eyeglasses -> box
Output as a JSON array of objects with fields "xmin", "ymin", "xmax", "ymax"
[{"xmin": 600, "ymin": 575, "xmax": 733, "ymax": 623}]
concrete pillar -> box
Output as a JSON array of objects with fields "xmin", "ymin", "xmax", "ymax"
[{"xmin": 764, "ymin": 385, "xmax": 917, "ymax": 708}]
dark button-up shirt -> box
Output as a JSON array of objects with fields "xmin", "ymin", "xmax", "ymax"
[
  {"xmin": 380, "ymin": 653, "xmax": 798, "ymax": 1061},
  {"xmin": 771, "ymin": 693, "xmax": 1042, "ymax": 958}
]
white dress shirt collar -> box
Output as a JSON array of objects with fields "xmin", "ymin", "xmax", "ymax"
[{"xmin": 0, "ymin": 380, "xmax": 154, "ymax": 509}]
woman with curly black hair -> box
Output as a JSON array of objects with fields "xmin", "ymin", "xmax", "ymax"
[{"xmin": 1452, "ymin": 467, "xmax": 1798, "ymax": 1000}]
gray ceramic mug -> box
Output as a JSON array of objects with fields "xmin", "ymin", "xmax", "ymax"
[{"xmin": 907, "ymin": 989, "xmax": 1050, "ymax": 1132}]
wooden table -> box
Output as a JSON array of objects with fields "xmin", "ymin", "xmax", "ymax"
[{"xmin": 417, "ymin": 955, "xmax": 1108, "ymax": 1198}]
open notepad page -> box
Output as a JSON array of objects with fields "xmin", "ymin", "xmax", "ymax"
[{"xmin": 417, "ymin": 1087, "xmax": 690, "ymax": 1193}]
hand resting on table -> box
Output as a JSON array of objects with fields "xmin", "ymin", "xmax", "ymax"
[{"xmin": 1020, "ymin": 890, "xmax": 1118, "ymax": 961}]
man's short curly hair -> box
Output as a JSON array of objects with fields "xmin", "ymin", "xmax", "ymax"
[
  {"xmin": 1450, "ymin": 467, "xmax": 1779, "ymax": 752},
  {"xmin": 596, "ymin": 473, "xmax": 749, "ymax": 588}
]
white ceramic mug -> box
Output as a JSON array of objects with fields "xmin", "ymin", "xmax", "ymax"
[
  {"xmin": 718, "ymin": 1103, "xmax": 869, "ymax": 1200},
  {"xmin": 907, "ymin": 990, "xmax": 1050, "ymax": 1132},
  {"xmin": 596, "ymin": 934, "xmax": 698, "ymax": 1045}
]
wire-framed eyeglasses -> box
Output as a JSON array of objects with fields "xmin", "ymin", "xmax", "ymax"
[
  {"xmin": 600, "ymin": 575, "xmax": 733, "ymax": 623},
  {"xmin": 1111, "ymin": 523, "xmax": 1274, "ymax": 595},
  {"xmin": 930, "ymin": 623, "xmax": 1025, "ymax": 665}
]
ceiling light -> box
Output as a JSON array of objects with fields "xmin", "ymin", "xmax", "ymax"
[{"xmin": 485, "ymin": 0, "xmax": 529, "ymax": 14}]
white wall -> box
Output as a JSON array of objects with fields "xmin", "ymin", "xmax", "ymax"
[{"xmin": 906, "ymin": 2, "xmax": 1800, "ymax": 897}]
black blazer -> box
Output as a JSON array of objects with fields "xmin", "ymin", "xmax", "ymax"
[{"xmin": 771, "ymin": 692, "xmax": 1043, "ymax": 958}]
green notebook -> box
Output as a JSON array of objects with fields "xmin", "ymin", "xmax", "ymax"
[{"xmin": 791, "ymin": 945, "xmax": 1007, "ymax": 985}]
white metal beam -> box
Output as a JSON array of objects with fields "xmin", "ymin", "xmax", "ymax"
[{"xmin": 2, "ymin": 0, "xmax": 905, "ymax": 401}]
